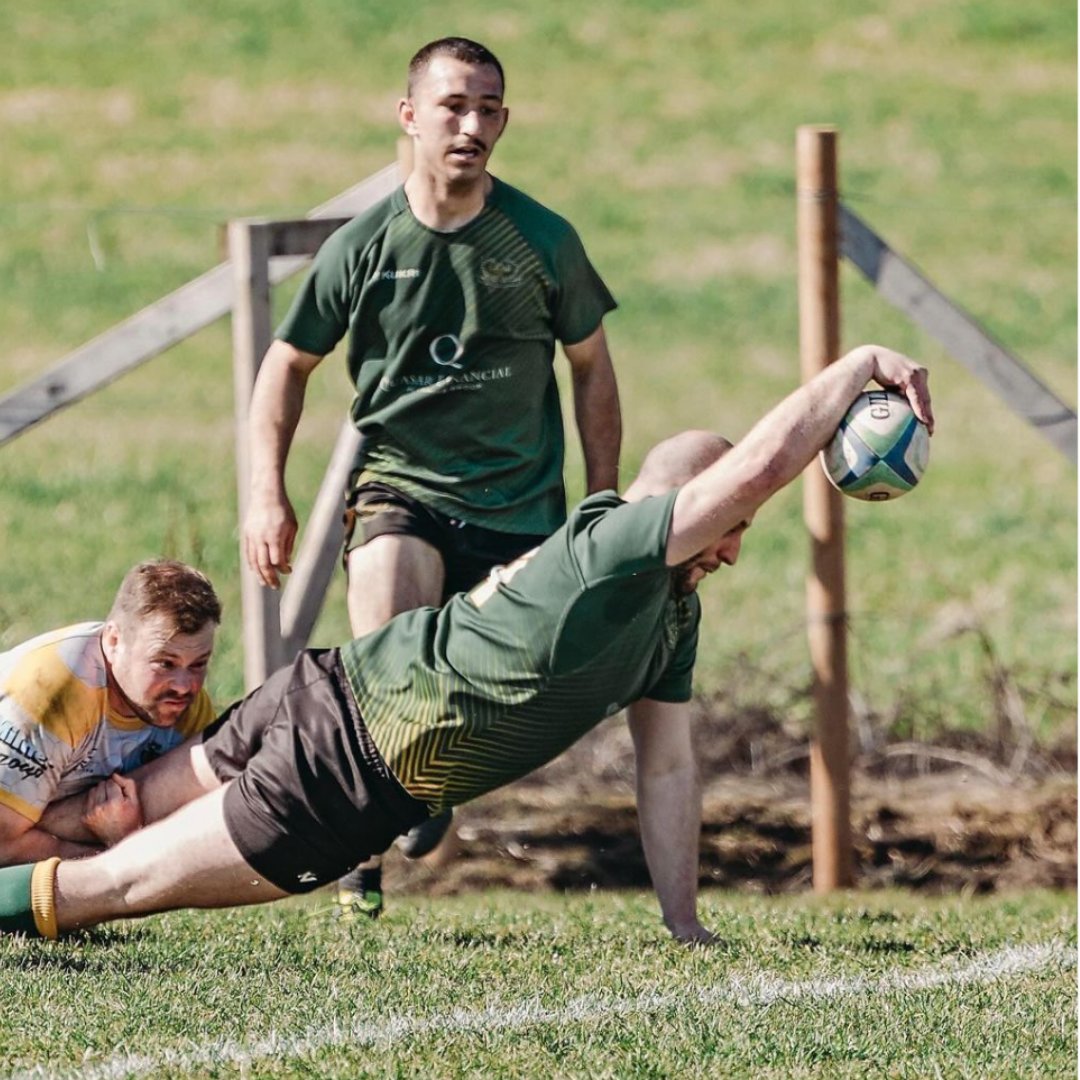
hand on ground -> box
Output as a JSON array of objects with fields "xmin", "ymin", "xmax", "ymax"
[{"xmin": 669, "ymin": 920, "xmax": 719, "ymax": 946}]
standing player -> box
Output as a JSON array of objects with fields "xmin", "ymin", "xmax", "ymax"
[{"xmin": 241, "ymin": 38, "xmax": 621, "ymax": 917}]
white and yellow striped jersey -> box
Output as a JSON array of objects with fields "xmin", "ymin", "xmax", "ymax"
[{"xmin": 0, "ymin": 623, "xmax": 215, "ymax": 823}]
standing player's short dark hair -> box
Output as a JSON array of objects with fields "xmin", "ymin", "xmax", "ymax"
[
  {"xmin": 407, "ymin": 37, "xmax": 505, "ymax": 97},
  {"xmin": 108, "ymin": 560, "xmax": 222, "ymax": 636}
]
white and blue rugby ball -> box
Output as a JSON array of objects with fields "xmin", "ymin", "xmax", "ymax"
[{"xmin": 820, "ymin": 389, "xmax": 929, "ymax": 501}]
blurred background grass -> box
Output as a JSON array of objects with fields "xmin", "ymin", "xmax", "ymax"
[{"xmin": 0, "ymin": 0, "xmax": 1074, "ymax": 745}]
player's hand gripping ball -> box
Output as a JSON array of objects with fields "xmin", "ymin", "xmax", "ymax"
[{"xmin": 820, "ymin": 389, "xmax": 930, "ymax": 501}]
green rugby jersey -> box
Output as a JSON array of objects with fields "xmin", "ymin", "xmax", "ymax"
[
  {"xmin": 276, "ymin": 178, "xmax": 617, "ymax": 536},
  {"xmin": 340, "ymin": 491, "xmax": 700, "ymax": 810}
]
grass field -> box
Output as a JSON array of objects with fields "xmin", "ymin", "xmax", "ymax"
[
  {"xmin": 1, "ymin": 889, "xmax": 1074, "ymax": 1077},
  {"xmin": 0, "ymin": 7, "xmax": 1075, "ymax": 1076}
]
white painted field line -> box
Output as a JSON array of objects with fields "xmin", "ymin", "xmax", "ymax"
[{"xmin": 11, "ymin": 941, "xmax": 1075, "ymax": 1080}]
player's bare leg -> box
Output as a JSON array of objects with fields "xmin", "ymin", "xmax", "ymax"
[
  {"xmin": 339, "ymin": 534, "xmax": 447, "ymax": 919},
  {"xmin": 125, "ymin": 738, "xmax": 223, "ymax": 824},
  {"xmin": 345, "ymin": 533, "xmax": 445, "ymax": 635},
  {"xmin": 55, "ymin": 785, "xmax": 287, "ymax": 932}
]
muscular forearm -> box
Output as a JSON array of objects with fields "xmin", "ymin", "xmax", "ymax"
[
  {"xmin": 566, "ymin": 327, "xmax": 622, "ymax": 494},
  {"xmin": 668, "ymin": 345, "xmax": 933, "ymax": 566},
  {"xmin": 729, "ymin": 346, "xmax": 882, "ymax": 486},
  {"xmin": 0, "ymin": 828, "xmax": 101, "ymax": 866},
  {"xmin": 636, "ymin": 761, "xmax": 703, "ymax": 937},
  {"xmin": 247, "ymin": 344, "xmax": 311, "ymax": 498},
  {"xmin": 243, "ymin": 342, "xmax": 324, "ymax": 584},
  {"xmin": 573, "ymin": 363, "xmax": 622, "ymax": 493},
  {"xmin": 37, "ymin": 790, "xmax": 94, "ymax": 842},
  {"xmin": 628, "ymin": 699, "xmax": 709, "ymax": 942},
  {"xmin": 732, "ymin": 344, "xmax": 933, "ymax": 495}
]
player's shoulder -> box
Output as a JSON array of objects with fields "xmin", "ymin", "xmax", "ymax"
[
  {"xmin": 0, "ymin": 622, "xmax": 107, "ymax": 744},
  {"xmin": 0, "ymin": 623, "xmax": 104, "ymax": 683},
  {"xmin": 563, "ymin": 491, "xmax": 677, "ymax": 580},
  {"xmin": 568, "ymin": 490, "xmax": 676, "ymax": 533},
  {"xmin": 488, "ymin": 177, "xmax": 576, "ymax": 242},
  {"xmin": 315, "ymin": 187, "xmax": 408, "ymax": 262},
  {"xmin": 567, "ymin": 490, "xmax": 624, "ymax": 526}
]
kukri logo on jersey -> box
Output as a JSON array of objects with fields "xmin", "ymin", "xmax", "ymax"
[{"xmin": 479, "ymin": 257, "xmax": 524, "ymax": 288}]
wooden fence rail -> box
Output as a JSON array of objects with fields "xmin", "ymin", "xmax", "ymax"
[
  {"xmin": 840, "ymin": 204, "xmax": 1077, "ymax": 463},
  {"xmin": 0, "ymin": 165, "xmax": 399, "ymax": 447}
]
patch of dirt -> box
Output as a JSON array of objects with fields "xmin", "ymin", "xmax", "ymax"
[{"xmin": 384, "ymin": 710, "xmax": 1077, "ymax": 897}]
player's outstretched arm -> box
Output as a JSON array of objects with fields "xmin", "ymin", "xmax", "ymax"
[
  {"xmin": 666, "ymin": 345, "xmax": 932, "ymax": 567},
  {"xmin": 627, "ymin": 698, "xmax": 715, "ymax": 945}
]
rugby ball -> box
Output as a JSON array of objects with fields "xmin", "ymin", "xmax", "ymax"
[{"xmin": 820, "ymin": 389, "xmax": 929, "ymax": 501}]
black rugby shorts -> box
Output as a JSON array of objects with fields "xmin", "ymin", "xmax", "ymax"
[
  {"xmin": 343, "ymin": 479, "xmax": 546, "ymax": 599},
  {"xmin": 201, "ymin": 649, "xmax": 429, "ymax": 894}
]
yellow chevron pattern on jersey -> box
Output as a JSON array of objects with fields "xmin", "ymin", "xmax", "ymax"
[{"xmin": 343, "ymin": 492, "xmax": 699, "ymax": 810}]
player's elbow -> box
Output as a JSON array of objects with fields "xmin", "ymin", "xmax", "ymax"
[
  {"xmin": 703, "ymin": 425, "xmax": 790, "ymax": 502},
  {"xmin": 735, "ymin": 438, "xmax": 799, "ymax": 505},
  {"xmin": 0, "ymin": 831, "xmax": 32, "ymax": 867},
  {"xmin": 269, "ymin": 340, "xmax": 322, "ymax": 378}
]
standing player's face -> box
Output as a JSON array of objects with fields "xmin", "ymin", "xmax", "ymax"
[
  {"xmin": 102, "ymin": 614, "xmax": 216, "ymax": 727},
  {"xmin": 400, "ymin": 56, "xmax": 508, "ymax": 187}
]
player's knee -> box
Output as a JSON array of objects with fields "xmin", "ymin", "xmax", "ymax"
[{"xmin": 347, "ymin": 551, "xmax": 443, "ymax": 634}]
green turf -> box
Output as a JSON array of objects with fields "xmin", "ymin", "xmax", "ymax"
[
  {"xmin": 0, "ymin": 0, "xmax": 1074, "ymax": 741},
  {"xmin": 0, "ymin": 889, "xmax": 1074, "ymax": 1077}
]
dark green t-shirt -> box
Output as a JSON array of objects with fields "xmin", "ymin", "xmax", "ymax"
[
  {"xmin": 340, "ymin": 491, "xmax": 700, "ymax": 810},
  {"xmin": 276, "ymin": 178, "xmax": 617, "ymax": 535}
]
